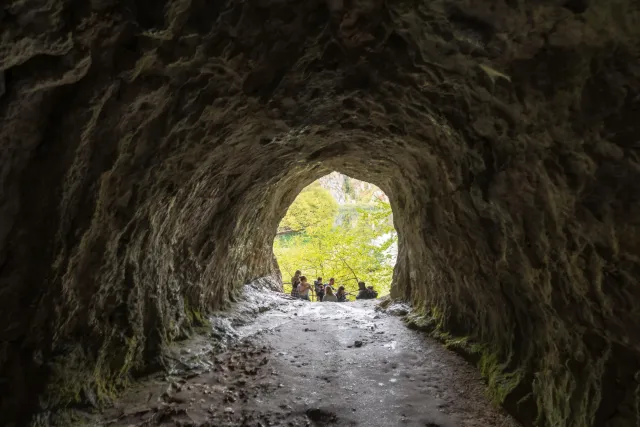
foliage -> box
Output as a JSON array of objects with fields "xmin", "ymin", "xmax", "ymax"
[
  {"xmin": 274, "ymin": 182, "xmax": 396, "ymax": 299},
  {"xmin": 278, "ymin": 182, "xmax": 338, "ymax": 234},
  {"xmin": 342, "ymin": 176, "xmax": 353, "ymax": 199}
]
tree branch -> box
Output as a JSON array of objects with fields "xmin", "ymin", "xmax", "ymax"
[{"xmin": 338, "ymin": 255, "xmax": 359, "ymax": 283}]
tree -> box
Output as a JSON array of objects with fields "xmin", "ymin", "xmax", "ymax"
[
  {"xmin": 342, "ymin": 176, "xmax": 353, "ymax": 200},
  {"xmin": 277, "ymin": 183, "xmax": 338, "ymax": 235},
  {"xmin": 274, "ymin": 195, "xmax": 397, "ymax": 298}
]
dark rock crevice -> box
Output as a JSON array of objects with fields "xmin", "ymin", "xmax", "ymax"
[{"xmin": 1, "ymin": 0, "xmax": 639, "ymax": 426}]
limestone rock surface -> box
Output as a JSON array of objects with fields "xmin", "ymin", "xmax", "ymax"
[{"xmin": 0, "ymin": 0, "xmax": 639, "ymax": 426}]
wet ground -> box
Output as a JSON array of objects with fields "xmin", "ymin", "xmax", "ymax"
[{"xmin": 88, "ymin": 293, "xmax": 520, "ymax": 427}]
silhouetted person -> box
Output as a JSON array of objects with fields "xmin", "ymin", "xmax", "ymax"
[
  {"xmin": 314, "ymin": 277, "xmax": 324, "ymax": 302},
  {"xmin": 291, "ymin": 270, "xmax": 301, "ymax": 297},
  {"xmin": 356, "ymin": 281, "xmax": 377, "ymax": 299}
]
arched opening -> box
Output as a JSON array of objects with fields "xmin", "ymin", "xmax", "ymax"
[
  {"xmin": 0, "ymin": 1, "xmax": 638, "ymax": 426},
  {"xmin": 274, "ymin": 172, "xmax": 398, "ymax": 299}
]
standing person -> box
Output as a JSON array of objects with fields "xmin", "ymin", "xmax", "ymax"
[
  {"xmin": 323, "ymin": 286, "xmax": 337, "ymax": 302},
  {"xmin": 314, "ymin": 277, "xmax": 325, "ymax": 302},
  {"xmin": 336, "ymin": 286, "xmax": 347, "ymax": 302},
  {"xmin": 325, "ymin": 278, "xmax": 336, "ymax": 293},
  {"xmin": 297, "ymin": 276, "xmax": 312, "ymax": 301},
  {"xmin": 291, "ymin": 270, "xmax": 302, "ymax": 297}
]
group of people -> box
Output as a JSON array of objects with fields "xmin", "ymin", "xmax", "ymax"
[{"xmin": 289, "ymin": 270, "xmax": 378, "ymax": 302}]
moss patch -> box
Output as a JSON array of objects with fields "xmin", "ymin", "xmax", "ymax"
[
  {"xmin": 405, "ymin": 311, "xmax": 529, "ymax": 417},
  {"xmin": 44, "ymin": 332, "xmax": 141, "ymax": 412},
  {"xmin": 184, "ymin": 300, "xmax": 210, "ymax": 328}
]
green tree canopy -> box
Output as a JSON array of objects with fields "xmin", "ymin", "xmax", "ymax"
[
  {"xmin": 278, "ymin": 183, "xmax": 338, "ymax": 234},
  {"xmin": 275, "ymin": 193, "xmax": 397, "ymax": 298}
]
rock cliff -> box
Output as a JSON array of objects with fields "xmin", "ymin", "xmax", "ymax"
[
  {"xmin": 317, "ymin": 172, "xmax": 385, "ymax": 205},
  {"xmin": 0, "ymin": 0, "xmax": 638, "ymax": 426}
]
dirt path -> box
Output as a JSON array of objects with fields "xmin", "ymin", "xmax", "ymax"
[{"xmin": 90, "ymin": 298, "xmax": 520, "ymax": 427}]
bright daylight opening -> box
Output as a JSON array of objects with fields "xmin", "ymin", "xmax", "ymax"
[{"xmin": 273, "ymin": 172, "xmax": 398, "ymax": 301}]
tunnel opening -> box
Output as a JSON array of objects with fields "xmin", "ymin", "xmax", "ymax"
[
  {"xmin": 0, "ymin": 0, "xmax": 639, "ymax": 425},
  {"xmin": 273, "ymin": 172, "xmax": 398, "ymax": 300}
]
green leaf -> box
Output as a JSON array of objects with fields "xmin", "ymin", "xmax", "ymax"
[{"xmin": 275, "ymin": 184, "xmax": 397, "ymax": 297}]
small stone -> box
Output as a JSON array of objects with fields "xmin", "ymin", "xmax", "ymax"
[
  {"xmin": 354, "ymin": 340, "xmax": 363, "ymax": 348},
  {"xmin": 224, "ymin": 407, "xmax": 234, "ymax": 413}
]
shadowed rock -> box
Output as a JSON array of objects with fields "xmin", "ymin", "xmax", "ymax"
[{"xmin": 0, "ymin": 0, "xmax": 639, "ymax": 426}]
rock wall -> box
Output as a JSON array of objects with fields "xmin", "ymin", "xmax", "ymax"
[
  {"xmin": 318, "ymin": 171, "xmax": 351, "ymax": 204},
  {"xmin": 0, "ymin": 0, "xmax": 639, "ymax": 425},
  {"xmin": 317, "ymin": 171, "xmax": 383, "ymax": 204}
]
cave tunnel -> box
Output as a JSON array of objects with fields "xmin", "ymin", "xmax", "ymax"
[
  {"xmin": 0, "ymin": 0, "xmax": 639, "ymax": 426},
  {"xmin": 273, "ymin": 171, "xmax": 399, "ymax": 299}
]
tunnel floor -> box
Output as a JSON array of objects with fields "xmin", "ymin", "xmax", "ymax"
[{"xmin": 90, "ymin": 298, "xmax": 520, "ymax": 427}]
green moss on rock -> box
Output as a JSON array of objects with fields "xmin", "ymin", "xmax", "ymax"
[
  {"xmin": 405, "ymin": 311, "xmax": 529, "ymax": 418},
  {"xmin": 44, "ymin": 333, "xmax": 141, "ymax": 412},
  {"xmin": 0, "ymin": 0, "xmax": 638, "ymax": 426},
  {"xmin": 184, "ymin": 300, "xmax": 210, "ymax": 328}
]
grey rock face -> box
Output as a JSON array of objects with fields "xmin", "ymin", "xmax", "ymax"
[{"xmin": 0, "ymin": 1, "xmax": 638, "ymax": 426}]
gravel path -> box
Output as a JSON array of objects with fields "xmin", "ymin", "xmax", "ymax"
[{"xmin": 90, "ymin": 298, "xmax": 520, "ymax": 427}]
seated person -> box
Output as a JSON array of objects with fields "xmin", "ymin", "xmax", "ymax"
[
  {"xmin": 324, "ymin": 277, "xmax": 336, "ymax": 293},
  {"xmin": 297, "ymin": 276, "xmax": 312, "ymax": 301},
  {"xmin": 336, "ymin": 286, "xmax": 347, "ymax": 302},
  {"xmin": 356, "ymin": 281, "xmax": 377, "ymax": 299},
  {"xmin": 323, "ymin": 286, "xmax": 337, "ymax": 302},
  {"xmin": 314, "ymin": 277, "xmax": 325, "ymax": 302},
  {"xmin": 366, "ymin": 285, "xmax": 378, "ymax": 298}
]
